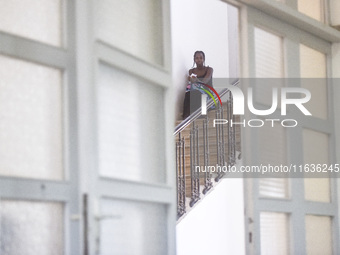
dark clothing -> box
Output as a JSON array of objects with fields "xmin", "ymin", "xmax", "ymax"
[{"xmin": 182, "ymin": 89, "xmax": 201, "ymax": 119}]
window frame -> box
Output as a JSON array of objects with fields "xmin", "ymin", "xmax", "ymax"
[
  {"xmin": 241, "ymin": 5, "xmax": 340, "ymax": 255},
  {"xmin": 0, "ymin": 0, "xmax": 80, "ymax": 254}
]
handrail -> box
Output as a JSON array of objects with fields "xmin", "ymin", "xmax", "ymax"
[{"xmin": 174, "ymin": 79, "xmax": 239, "ymax": 136}]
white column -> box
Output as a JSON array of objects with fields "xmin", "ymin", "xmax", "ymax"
[{"xmin": 332, "ymin": 43, "xmax": 340, "ymax": 239}]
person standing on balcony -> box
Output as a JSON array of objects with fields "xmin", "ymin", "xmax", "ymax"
[{"xmin": 182, "ymin": 50, "xmax": 214, "ymax": 119}]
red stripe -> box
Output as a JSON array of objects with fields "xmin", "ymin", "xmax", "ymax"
[{"xmin": 199, "ymin": 83, "xmax": 223, "ymax": 106}]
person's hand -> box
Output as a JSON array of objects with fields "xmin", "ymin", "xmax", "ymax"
[{"xmin": 190, "ymin": 73, "xmax": 198, "ymax": 83}]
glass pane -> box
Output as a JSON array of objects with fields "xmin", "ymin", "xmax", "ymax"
[
  {"xmin": 0, "ymin": 0, "xmax": 62, "ymax": 46},
  {"xmin": 300, "ymin": 78, "xmax": 328, "ymax": 119},
  {"xmin": 100, "ymin": 199, "xmax": 167, "ymax": 255},
  {"xmin": 260, "ymin": 178, "xmax": 290, "ymax": 199},
  {"xmin": 260, "ymin": 212, "xmax": 290, "ymax": 255},
  {"xmin": 255, "ymin": 28, "xmax": 284, "ymax": 78},
  {"xmin": 96, "ymin": 0, "xmax": 163, "ymax": 65},
  {"xmin": 97, "ymin": 63, "xmax": 165, "ymax": 183},
  {"xmin": 305, "ymin": 215, "xmax": 332, "ymax": 255},
  {"xmin": 0, "ymin": 200, "xmax": 64, "ymax": 255},
  {"xmin": 300, "ymin": 44, "xmax": 327, "ymax": 78},
  {"xmin": 298, "ymin": 0, "xmax": 324, "ymax": 22},
  {"xmin": 258, "ymin": 124, "xmax": 287, "ymax": 166},
  {"xmin": 300, "ymin": 44, "xmax": 327, "ymax": 119},
  {"xmin": 303, "ymin": 129, "xmax": 328, "ymax": 165},
  {"xmin": 0, "ymin": 55, "xmax": 64, "ymax": 180},
  {"xmin": 304, "ymin": 178, "xmax": 330, "ymax": 202},
  {"xmin": 303, "ymin": 129, "xmax": 330, "ymax": 202}
]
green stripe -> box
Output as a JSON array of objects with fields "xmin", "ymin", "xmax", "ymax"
[{"xmin": 200, "ymin": 88, "xmax": 217, "ymax": 107}]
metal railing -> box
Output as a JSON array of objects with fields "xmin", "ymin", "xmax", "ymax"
[{"xmin": 175, "ymin": 80, "xmax": 239, "ymax": 219}]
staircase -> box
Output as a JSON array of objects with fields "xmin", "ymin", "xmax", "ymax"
[{"xmin": 175, "ymin": 80, "xmax": 241, "ymax": 221}]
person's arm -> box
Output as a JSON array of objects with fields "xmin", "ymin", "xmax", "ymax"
[
  {"xmin": 186, "ymin": 69, "xmax": 195, "ymax": 89},
  {"xmin": 188, "ymin": 68, "xmax": 197, "ymax": 83}
]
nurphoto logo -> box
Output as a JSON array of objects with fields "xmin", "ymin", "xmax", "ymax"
[{"xmin": 199, "ymin": 79, "xmax": 313, "ymax": 128}]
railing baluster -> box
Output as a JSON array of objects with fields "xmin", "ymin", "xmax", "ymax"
[
  {"xmin": 227, "ymin": 92, "xmax": 231, "ymax": 167},
  {"xmin": 228, "ymin": 92, "xmax": 232, "ymax": 165},
  {"xmin": 195, "ymin": 122, "xmax": 200, "ymax": 197},
  {"xmin": 190, "ymin": 124, "xmax": 194, "ymax": 201},
  {"xmin": 203, "ymin": 115, "xmax": 212, "ymax": 194},
  {"xmin": 229, "ymin": 92, "xmax": 236, "ymax": 165},
  {"xmin": 181, "ymin": 134, "xmax": 186, "ymax": 211},
  {"xmin": 215, "ymin": 104, "xmax": 225, "ymax": 181},
  {"xmin": 221, "ymin": 104, "xmax": 225, "ymax": 167},
  {"xmin": 215, "ymin": 107, "xmax": 220, "ymax": 175},
  {"xmin": 190, "ymin": 121, "xmax": 200, "ymax": 207},
  {"xmin": 176, "ymin": 134, "xmax": 179, "ymax": 216},
  {"xmin": 177, "ymin": 132, "xmax": 186, "ymax": 218}
]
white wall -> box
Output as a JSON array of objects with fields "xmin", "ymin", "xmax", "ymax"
[
  {"xmin": 171, "ymin": 1, "xmax": 246, "ymax": 254},
  {"xmin": 171, "ymin": 0, "xmax": 245, "ymax": 253},
  {"xmin": 176, "ymin": 178, "xmax": 246, "ymax": 255},
  {"xmin": 332, "ymin": 43, "xmax": 340, "ymax": 242},
  {"xmin": 171, "ymin": 0, "xmax": 229, "ymax": 119}
]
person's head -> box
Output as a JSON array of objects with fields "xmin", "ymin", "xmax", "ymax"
[{"xmin": 193, "ymin": 51, "xmax": 205, "ymax": 67}]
